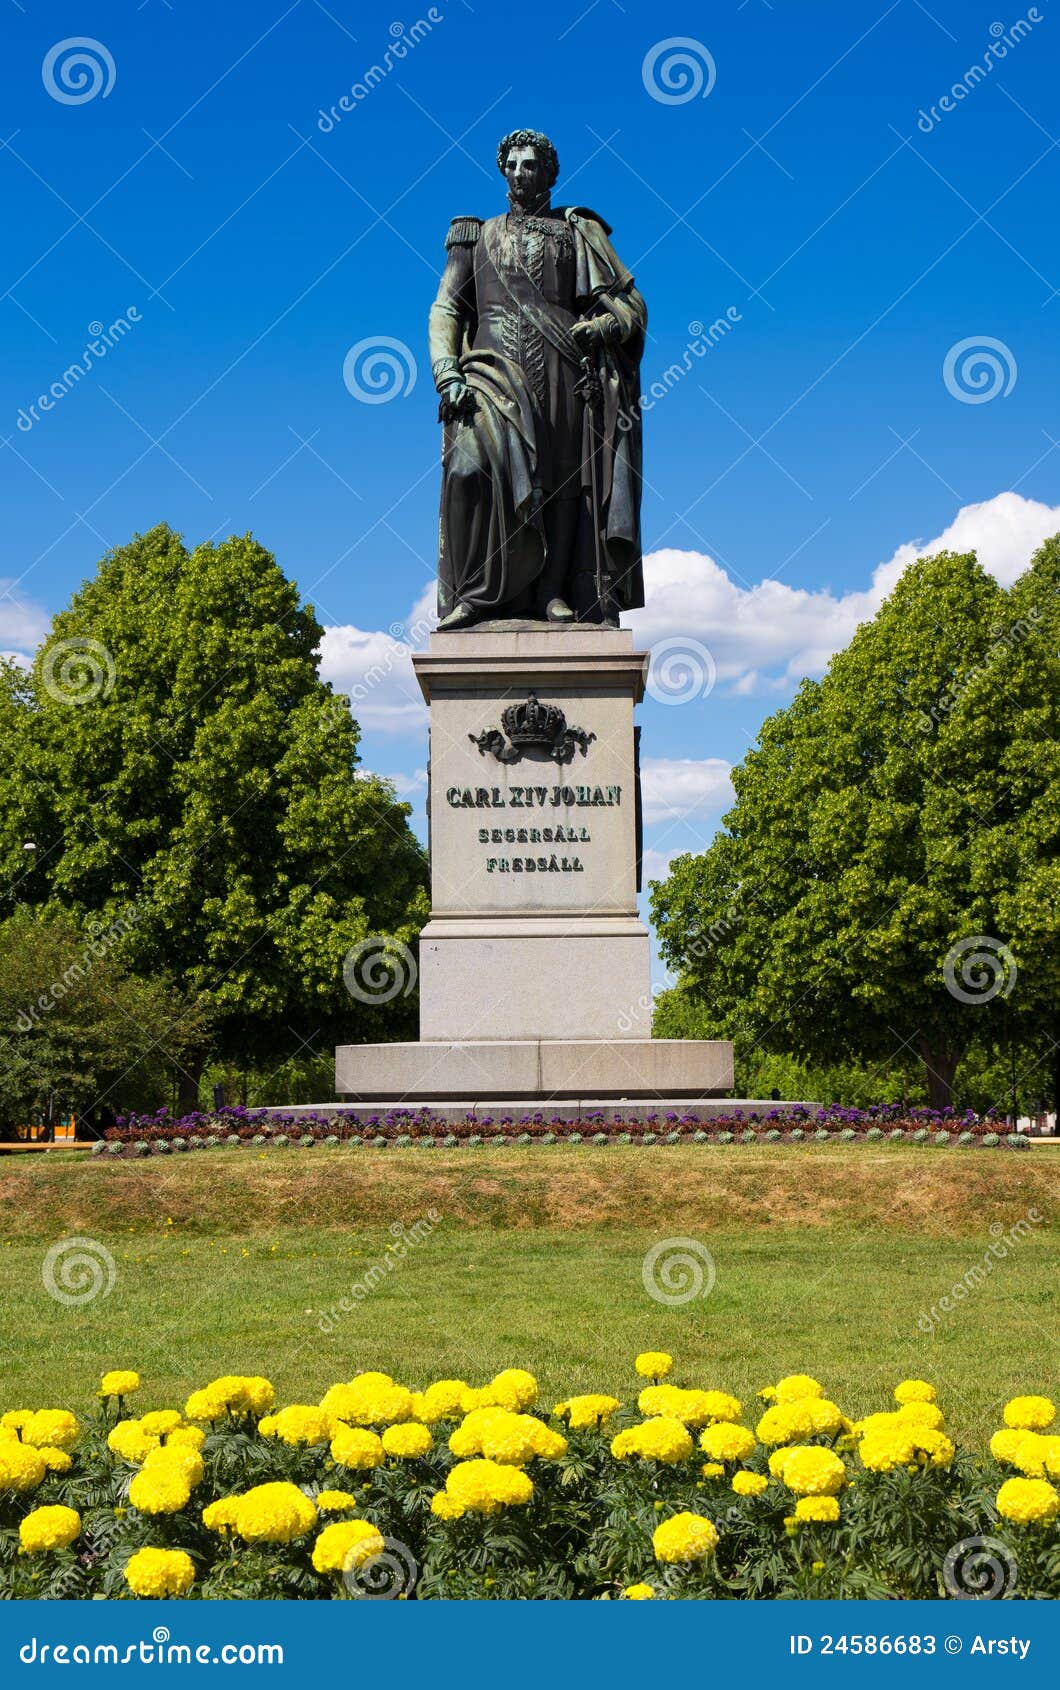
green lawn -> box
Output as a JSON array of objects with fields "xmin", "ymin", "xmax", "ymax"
[{"xmin": 1, "ymin": 1143, "xmax": 1057, "ymax": 1444}]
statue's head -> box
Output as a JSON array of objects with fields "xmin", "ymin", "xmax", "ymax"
[{"xmin": 497, "ymin": 129, "xmax": 559, "ymax": 204}]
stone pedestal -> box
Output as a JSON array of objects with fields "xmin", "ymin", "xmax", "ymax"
[
  {"xmin": 417, "ymin": 625, "xmax": 649, "ymax": 1040},
  {"xmin": 335, "ymin": 623, "xmax": 734, "ymax": 1106}
]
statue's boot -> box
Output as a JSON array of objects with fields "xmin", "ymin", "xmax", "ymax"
[
  {"xmin": 437, "ymin": 602, "xmax": 477, "ymax": 631},
  {"xmin": 546, "ymin": 597, "xmax": 575, "ymax": 624}
]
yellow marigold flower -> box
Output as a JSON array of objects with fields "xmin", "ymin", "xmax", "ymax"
[
  {"xmin": 996, "ymin": 1476, "xmax": 1060, "ymax": 1525},
  {"xmin": 1040, "ymin": 1436, "xmax": 1060, "ymax": 1479},
  {"xmin": 774, "ymin": 1375, "xmax": 823, "ymax": 1403},
  {"xmin": 611, "ymin": 1417, "xmax": 693, "ymax": 1464},
  {"xmin": 859, "ymin": 1424, "xmax": 917, "ymax": 1473},
  {"xmin": 893, "ymin": 1379, "xmax": 936, "ymax": 1406},
  {"xmin": 1, "ymin": 1410, "xmax": 32, "ymax": 1431},
  {"xmin": 238, "ymin": 1377, "xmax": 276, "ymax": 1415},
  {"xmin": 897, "ymin": 1401, "xmax": 945, "ymax": 1431},
  {"xmin": 32, "ymin": 1447, "xmax": 70, "ymax": 1475},
  {"xmin": 202, "ymin": 1497, "xmax": 241, "ymax": 1533},
  {"xmin": 0, "ymin": 1444, "xmax": 47, "ymax": 1492},
  {"xmin": 139, "ymin": 1410, "xmax": 183, "ymax": 1436},
  {"xmin": 804, "ymin": 1400, "xmax": 845, "ymax": 1435},
  {"xmin": 382, "ymin": 1422, "xmax": 433, "ymax": 1458},
  {"xmin": 990, "ymin": 1427, "xmax": 1029, "ymax": 1465},
  {"xmin": 166, "ymin": 1426, "xmax": 206, "ymax": 1451},
  {"xmin": 562, "ymin": 1394, "xmax": 621, "ymax": 1429},
  {"xmin": 635, "ymin": 1352, "xmax": 673, "ymax": 1380},
  {"xmin": 732, "ymin": 1471, "xmax": 768, "ymax": 1497},
  {"xmin": 700, "ymin": 1422, "xmax": 756, "ymax": 1463},
  {"xmin": 107, "ymin": 1420, "xmax": 160, "ymax": 1464},
  {"xmin": 449, "ymin": 1408, "xmax": 564, "ymax": 1465},
  {"xmin": 183, "ymin": 1388, "xmax": 228, "ymax": 1423},
  {"xmin": 186, "ymin": 1376, "xmax": 274, "ymax": 1419},
  {"xmin": 486, "ymin": 1369, "xmax": 538, "ymax": 1411},
  {"xmin": 416, "ymin": 1379, "xmax": 468, "ymax": 1421},
  {"xmin": 701, "ymin": 1462, "xmax": 725, "ymax": 1477},
  {"xmin": 124, "ymin": 1546, "xmax": 194, "ymax": 1598},
  {"xmin": 1009, "ymin": 1432, "xmax": 1048, "ymax": 1477},
  {"xmin": 142, "ymin": 1445, "xmax": 205, "ymax": 1487},
  {"xmin": 19, "ymin": 1505, "xmax": 81, "ymax": 1553},
  {"xmin": 852, "ymin": 1411, "xmax": 903, "ymax": 1439},
  {"xmin": 21, "ymin": 1410, "xmax": 78, "ymax": 1451},
  {"xmin": 100, "ymin": 1371, "xmax": 140, "ymax": 1398},
  {"xmin": 233, "ymin": 1482, "xmax": 318, "ymax": 1544},
  {"xmin": 637, "ymin": 1385, "xmax": 734, "ymax": 1429},
  {"xmin": 530, "ymin": 1423, "xmax": 568, "ymax": 1459},
  {"xmin": 755, "ymin": 1402, "xmax": 816, "ymax": 1445},
  {"xmin": 456, "ymin": 1387, "xmax": 493, "ymax": 1414},
  {"xmin": 320, "ymin": 1378, "xmax": 413, "ymax": 1427},
  {"xmin": 259, "ymin": 1405, "xmax": 332, "ymax": 1447},
  {"xmin": 622, "ymin": 1583, "xmax": 655, "ymax": 1599},
  {"xmin": 652, "ymin": 1510, "xmax": 719, "ymax": 1564},
  {"xmin": 768, "ymin": 1446, "xmax": 796, "ymax": 1478},
  {"xmin": 315, "ymin": 1490, "xmax": 359, "ymax": 1512},
  {"xmin": 329, "ymin": 1427, "xmax": 384, "ymax": 1471},
  {"xmin": 794, "ymin": 1495, "xmax": 840, "ymax": 1523},
  {"xmin": 699, "ymin": 1390, "xmax": 743, "ymax": 1424},
  {"xmin": 1003, "ymin": 1395, "xmax": 1056, "ymax": 1432},
  {"xmin": 910, "ymin": 1428, "xmax": 955, "ymax": 1469},
  {"xmin": 311, "ymin": 1519, "xmax": 385, "ymax": 1574},
  {"xmin": 430, "ymin": 1490, "xmax": 465, "ymax": 1520},
  {"xmin": 444, "ymin": 1458, "xmax": 533, "ymax": 1514},
  {"xmin": 128, "ymin": 1466, "xmax": 192, "ymax": 1515},
  {"xmin": 448, "ymin": 1408, "xmax": 503, "ymax": 1459},
  {"xmin": 782, "ymin": 1446, "xmax": 846, "ymax": 1496}
]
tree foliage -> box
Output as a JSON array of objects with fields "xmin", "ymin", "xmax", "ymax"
[
  {"xmin": 0, "ymin": 526, "xmax": 428, "ymax": 1103},
  {"xmin": 0, "ymin": 908, "xmax": 207, "ymax": 1130},
  {"xmin": 651, "ymin": 543, "xmax": 1060, "ymax": 1108}
]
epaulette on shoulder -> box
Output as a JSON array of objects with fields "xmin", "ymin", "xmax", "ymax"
[
  {"xmin": 563, "ymin": 205, "xmax": 613, "ymax": 236},
  {"xmin": 445, "ymin": 215, "xmax": 482, "ymax": 248}
]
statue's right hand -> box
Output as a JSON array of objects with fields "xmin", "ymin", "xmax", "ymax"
[{"xmin": 439, "ymin": 378, "xmax": 474, "ymax": 423}]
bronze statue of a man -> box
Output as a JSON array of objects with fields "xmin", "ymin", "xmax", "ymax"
[{"xmin": 428, "ymin": 129, "xmax": 647, "ymax": 630}]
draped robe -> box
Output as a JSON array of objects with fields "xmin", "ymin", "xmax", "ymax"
[{"xmin": 428, "ymin": 206, "xmax": 646, "ymax": 621}]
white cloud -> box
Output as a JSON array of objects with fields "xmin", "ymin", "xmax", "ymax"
[
  {"xmin": 630, "ymin": 491, "xmax": 1060, "ymax": 694},
  {"xmin": 383, "ymin": 767, "xmax": 428, "ymax": 799},
  {"xmin": 0, "ymin": 582, "xmax": 50, "ymax": 664},
  {"xmin": 640, "ymin": 756, "xmax": 734, "ymax": 826},
  {"xmin": 318, "ymin": 584, "xmax": 436, "ymax": 737},
  {"xmin": 641, "ymin": 845, "xmax": 683, "ymax": 883}
]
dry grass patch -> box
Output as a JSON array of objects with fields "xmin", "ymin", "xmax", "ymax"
[{"xmin": 0, "ymin": 1144, "xmax": 1055, "ymax": 1240}]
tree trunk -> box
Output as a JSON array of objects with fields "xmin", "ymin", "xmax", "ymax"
[
  {"xmin": 1052, "ymin": 1034, "xmax": 1060, "ymax": 1134},
  {"xmin": 176, "ymin": 1056, "xmax": 204, "ymax": 1117},
  {"xmin": 918, "ymin": 1037, "xmax": 959, "ymax": 1111}
]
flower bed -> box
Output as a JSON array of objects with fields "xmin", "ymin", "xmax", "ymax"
[
  {"xmin": 2, "ymin": 1359, "xmax": 1056, "ymax": 1599},
  {"xmin": 91, "ymin": 1104, "xmax": 1028, "ymax": 1156}
]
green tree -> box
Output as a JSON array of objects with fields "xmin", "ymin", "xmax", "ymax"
[
  {"xmin": 0, "ymin": 908, "xmax": 207, "ymax": 1131},
  {"xmin": 0, "ymin": 526, "xmax": 428, "ymax": 1107},
  {"xmin": 651, "ymin": 550, "xmax": 1015, "ymax": 1108},
  {"xmin": 958, "ymin": 534, "xmax": 1060, "ymax": 1113}
]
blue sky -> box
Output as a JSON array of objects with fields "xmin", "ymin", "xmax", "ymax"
[{"xmin": 4, "ymin": 0, "xmax": 1060, "ymax": 975}]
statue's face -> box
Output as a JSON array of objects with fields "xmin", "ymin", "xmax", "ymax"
[{"xmin": 504, "ymin": 145, "xmax": 550, "ymax": 206}]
